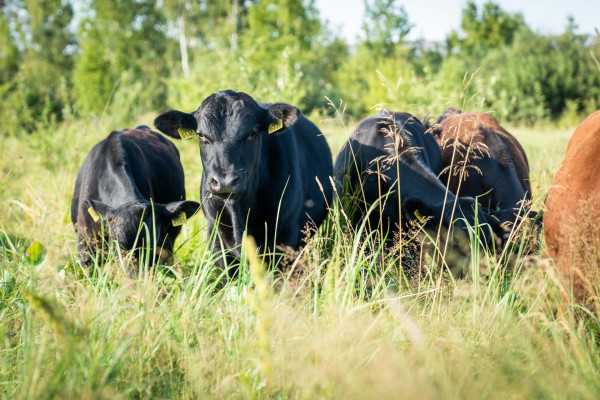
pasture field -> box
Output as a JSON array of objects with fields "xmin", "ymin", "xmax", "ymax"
[{"xmin": 1, "ymin": 114, "xmax": 599, "ymax": 399}]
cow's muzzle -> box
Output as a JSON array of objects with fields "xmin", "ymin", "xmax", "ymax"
[{"xmin": 208, "ymin": 174, "xmax": 244, "ymax": 196}]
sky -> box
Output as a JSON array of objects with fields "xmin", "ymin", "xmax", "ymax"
[{"xmin": 316, "ymin": 0, "xmax": 600, "ymax": 43}]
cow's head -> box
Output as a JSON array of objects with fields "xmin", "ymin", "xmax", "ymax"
[
  {"xmin": 402, "ymin": 196, "xmax": 507, "ymax": 250},
  {"xmin": 84, "ymin": 199, "xmax": 200, "ymax": 262},
  {"xmin": 154, "ymin": 90, "xmax": 299, "ymax": 201},
  {"xmin": 435, "ymin": 107, "xmax": 462, "ymax": 125}
]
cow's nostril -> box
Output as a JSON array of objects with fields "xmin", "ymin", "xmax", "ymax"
[
  {"xmin": 209, "ymin": 176, "xmax": 221, "ymax": 192},
  {"xmin": 230, "ymin": 175, "xmax": 245, "ymax": 193}
]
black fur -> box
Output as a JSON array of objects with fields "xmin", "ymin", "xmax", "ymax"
[
  {"xmin": 334, "ymin": 110, "xmax": 505, "ymax": 247},
  {"xmin": 154, "ymin": 90, "xmax": 333, "ymax": 274},
  {"xmin": 71, "ymin": 127, "xmax": 200, "ymax": 267}
]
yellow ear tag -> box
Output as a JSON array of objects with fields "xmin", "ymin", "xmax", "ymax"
[
  {"xmin": 414, "ymin": 209, "xmax": 425, "ymax": 223},
  {"xmin": 172, "ymin": 212, "xmax": 187, "ymax": 227},
  {"xmin": 268, "ymin": 119, "xmax": 283, "ymax": 134},
  {"xmin": 88, "ymin": 207, "xmax": 100, "ymax": 222},
  {"xmin": 177, "ymin": 126, "xmax": 196, "ymax": 140}
]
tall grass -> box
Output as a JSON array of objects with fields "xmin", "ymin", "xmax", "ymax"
[{"xmin": 1, "ymin": 101, "xmax": 597, "ymax": 399}]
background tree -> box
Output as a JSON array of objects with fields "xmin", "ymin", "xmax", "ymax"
[
  {"xmin": 0, "ymin": 3, "xmax": 20, "ymax": 86},
  {"xmin": 0, "ymin": 0, "xmax": 74, "ymax": 132},
  {"xmin": 446, "ymin": 1, "xmax": 526, "ymax": 58},
  {"xmin": 1, "ymin": 0, "xmax": 599, "ymax": 132},
  {"xmin": 333, "ymin": 0, "xmax": 415, "ymax": 116},
  {"xmin": 361, "ymin": 0, "xmax": 412, "ymax": 57},
  {"xmin": 72, "ymin": 0, "xmax": 168, "ymax": 118}
]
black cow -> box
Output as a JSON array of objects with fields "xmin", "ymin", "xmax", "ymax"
[
  {"xmin": 334, "ymin": 110, "xmax": 505, "ymax": 247},
  {"xmin": 71, "ymin": 126, "xmax": 200, "ymax": 267},
  {"xmin": 154, "ymin": 90, "xmax": 333, "ymax": 273}
]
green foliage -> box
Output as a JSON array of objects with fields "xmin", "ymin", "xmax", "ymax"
[
  {"xmin": 479, "ymin": 26, "xmax": 600, "ymax": 123},
  {"xmin": 447, "ymin": 0, "xmax": 526, "ymax": 58},
  {"xmin": 332, "ymin": 45, "xmax": 478, "ymax": 118},
  {"xmin": 0, "ymin": 0, "xmax": 74, "ymax": 134},
  {"xmin": 165, "ymin": 0, "xmax": 347, "ymax": 114},
  {"xmin": 0, "ymin": 10, "xmax": 19, "ymax": 85},
  {"xmin": 239, "ymin": 0, "xmax": 345, "ymax": 111},
  {"xmin": 362, "ymin": 0, "xmax": 412, "ymax": 57},
  {"xmin": 72, "ymin": 0, "xmax": 169, "ymax": 117},
  {"xmin": 162, "ymin": 0, "xmax": 243, "ymax": 52},
  {"xmin": 0, "ymin": 0, "xmax": 599, "ymax": 131}
]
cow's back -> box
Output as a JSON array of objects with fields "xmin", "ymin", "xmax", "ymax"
[
  {"xmin": 119, "ymin": 128, "xmax": 186, "ymax": 204},
  {"xmin": 72, "ymin": 128, "xmax": 186, "ymax": 230},
  {"xmin": 544, "ymin": 110, "xmax": 600, "ymax": 302},
  {"xmin": 336, "ymin": 111, "xmax": 442, "ymax": 185}
]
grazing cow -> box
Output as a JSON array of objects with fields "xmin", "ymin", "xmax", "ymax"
[
  {"xmin": 154, "ymin": 90, "xmax": 333, "ymax": 273},
  {"xmin": 334, "ymin": 110, "xmax": 505, "ymax": 248},
  {"xmin": 429, "ymin": 108, "xmax": 534, "ymax": 229},
  {"xmin": 544, "ymin": 110, "xmax": 600, "ymax": 302},
  {"xmin": 71, "ymin": 126, "xmax": 200, "ymax": 267}
]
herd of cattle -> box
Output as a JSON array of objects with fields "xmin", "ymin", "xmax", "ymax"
[{"xmin": 71, "ymin": 90, "xmax": 600, "ymax": 301}]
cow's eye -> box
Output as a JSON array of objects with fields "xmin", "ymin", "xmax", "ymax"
[
  {"xmin": 197, "ymin": 132, "xmax": 210, "ymax": 144},
  {"xmin": 246, "ymin": 130, "xmax": 258, "ymax": 141}
]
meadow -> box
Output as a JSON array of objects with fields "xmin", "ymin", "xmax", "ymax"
[{"xmin": 3, "ymin": 109, "xmax": 599, "ymax": 399}]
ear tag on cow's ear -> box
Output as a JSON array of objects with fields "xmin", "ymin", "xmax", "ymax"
[
  {"xmin": 268, "ymin": 119, "xmax": 283, "ymax": 134},
  {"xmin": 414, "ymin": 209, "xmax": 425, "ymax": 223},
  {"xmin": 88, "ymin": 207, "xmax": 101, "ymax": 222},
  {"xmin": 177, "ymin": 126, "xmax": 196, "ymax": 140},
  {"xmin": 172, "ymin": 212, "xmax": 187, "ymax": 227}
]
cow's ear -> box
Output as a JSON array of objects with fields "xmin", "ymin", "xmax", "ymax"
[
  {"xmin": 436, "ymin": 107, "xmax": 462, "ymax": 124},
  {"xmin": 402, "ymin": 197, "xmax": 436, "ymax": 225},
  {"xmin": 84, "ymin": 199, "xmax": 113, "ymax": 222},
  {"xmin": 265, "ymin": 103, "xmax": 300, "ymax": 133},
  {"xmin": 154, "ymin": 110, "xmax": 197, "ymax": 140},
  {"xmin": 165, "ymin": 200, "xmax": 201, "ymax": 220},
  {"xmin": 426, "ymin": 123, "xmax": 443, "ymax": 142}
]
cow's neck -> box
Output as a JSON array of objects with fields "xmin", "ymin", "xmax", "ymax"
[
  {"xmin": 216, "ymin": 201, "xmax": 246, "ymax": 254},
  {"xmin": 395, "ymin": 158, "xmax": 450, "ymax": 202}
]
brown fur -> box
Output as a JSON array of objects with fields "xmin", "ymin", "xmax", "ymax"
[
  {"xmin": 431, "ymin": 108, "xmax": 532, "ymax": 213},
  {"xmin": 544, "ymin": 110, "xmax": 600, "ymax": 303}
]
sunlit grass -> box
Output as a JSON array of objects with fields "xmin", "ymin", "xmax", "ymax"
[{"xmin": 1, "ymin": 111, "xmax": 597, "ymax": 399}]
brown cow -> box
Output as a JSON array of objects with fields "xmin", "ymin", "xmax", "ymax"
[
  {"xmin": 429, "ymin": 108, "xmax": 534, "ymax": 232},
  {"xmin": 544, "ymin": 110, "xmax": 600, "ymax": 302}
]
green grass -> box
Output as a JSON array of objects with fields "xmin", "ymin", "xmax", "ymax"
[{"xmin": 2, "ymin": 114, "xmax": 598, "ymax": 399}]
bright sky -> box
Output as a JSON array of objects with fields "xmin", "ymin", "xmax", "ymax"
[{"xmin": 316, "ymin": 0, "xmax": 600, "ymax": 43}]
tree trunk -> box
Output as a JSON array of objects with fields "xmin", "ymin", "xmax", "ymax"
[
  {"xmin": 178, "ymin": 15, "xmax": 189, "ymax": 77},
  {"xmin": 230, "ymin": 0, "xmax": 240, "ymax": 53}
]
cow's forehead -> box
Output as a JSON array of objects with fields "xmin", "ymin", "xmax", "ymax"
[{"xmin": 197, "ymin": 94, "xmax": 259, "ymax": 138}]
